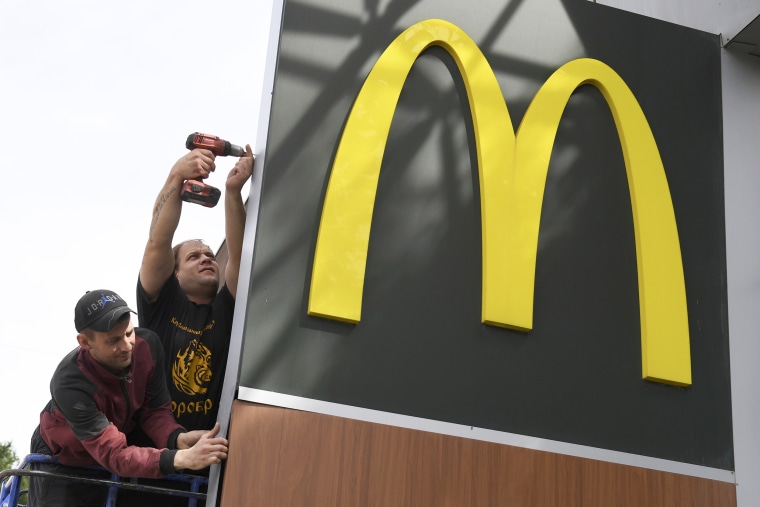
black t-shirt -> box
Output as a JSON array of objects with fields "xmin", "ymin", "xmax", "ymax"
[{"xmin": 136, "ymin": 275, "xmax": 234, "ymax": 431}]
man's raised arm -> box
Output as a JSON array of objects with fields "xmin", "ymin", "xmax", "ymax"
[
  {"xmin": 140, "ymin": 149, "xmax": 217, "ymax": 301},
  {"xmin": 224, "ymin": 144, "xmax": 254, "ymax": 299}
]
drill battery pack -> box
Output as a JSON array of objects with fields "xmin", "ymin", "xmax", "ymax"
[{"xmin": 180, "ymin": 180, "xmax": 221, "ymax": 208}]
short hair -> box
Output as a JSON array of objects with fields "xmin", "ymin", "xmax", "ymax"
[{"xmin": 172, "ymin": 239, "xmax": 209, "ymax": 270}]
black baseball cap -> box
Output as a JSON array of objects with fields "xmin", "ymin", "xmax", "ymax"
[{"xmin": 74, "ymin": 290, "xmax": 135, "ymax": 332}]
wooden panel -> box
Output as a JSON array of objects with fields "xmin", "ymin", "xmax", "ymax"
[{"xmin": 220, "ymin": 401, "xmax": 736, "ymax": 507}]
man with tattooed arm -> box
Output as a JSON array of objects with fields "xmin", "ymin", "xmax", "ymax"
[{"xmin": 137, "ymin": 144, "xmax": 253, "ymax": 434}]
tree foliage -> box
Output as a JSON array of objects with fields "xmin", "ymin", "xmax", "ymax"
[
  {"xmin": 0, "ymin": 441, "xmax": 28, "ymax": 506},
  {"xmin": 0, "ymin": 441, "xmax": 18, "ymax": 470}
]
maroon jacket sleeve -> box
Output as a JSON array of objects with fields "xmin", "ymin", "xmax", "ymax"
[{"xmin": 80, "ymin": 424, "xmax": 177, "ymax": 478}]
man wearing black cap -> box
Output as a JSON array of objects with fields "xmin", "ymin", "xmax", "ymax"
[{"xmin": 28, "ymin": 290, "xmax": 229, "ymax": 507}]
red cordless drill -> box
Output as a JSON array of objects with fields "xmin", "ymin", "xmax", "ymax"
[{"xmin": 180, "ymin": 132, "xmax": 246, "ymax": 207}]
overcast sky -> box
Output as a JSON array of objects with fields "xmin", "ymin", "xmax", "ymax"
[{"xmin": 0, "ymin": 0, "xmax": 272, "ymax": 462}]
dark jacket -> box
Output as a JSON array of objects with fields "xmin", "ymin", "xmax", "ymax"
[{"xmin": 37, "ymin": 328, "xmax": 185, "ymax": 478}]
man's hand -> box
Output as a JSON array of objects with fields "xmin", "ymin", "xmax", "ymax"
[
  {"xmin": 171, "ymin": 149, "xmax": 217, "ymax": 183},
  {"xmin": 173, "ymin": 422, "xmax": 229, "ymax": 471},
  {"xmin": 175, "ymin": 429, "xmax": 208, "ymax": 450},
  {"xmin": 226, "ymin": 144, "xmax": 254, "ymax": 194}
]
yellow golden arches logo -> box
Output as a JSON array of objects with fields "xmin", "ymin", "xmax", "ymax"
[{"xmin": 308, "ymin": 19, "xmax": 691, "ymax": 386}]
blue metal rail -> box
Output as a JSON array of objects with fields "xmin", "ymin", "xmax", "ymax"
[{"xmin": 0, "ymin": 454, "xmax": 208, "ymax": 507}]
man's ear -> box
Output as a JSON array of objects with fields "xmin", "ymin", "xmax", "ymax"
[{"xmin": 77, "ymin": 333, "xmax": 92, "ymax": 350}]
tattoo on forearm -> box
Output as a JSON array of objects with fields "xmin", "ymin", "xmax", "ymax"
[{"xmin": 150, "ymin": 187, "xmax": 177, "ymax": 234}]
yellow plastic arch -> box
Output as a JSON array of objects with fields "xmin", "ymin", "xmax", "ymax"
[
  {"xmin": 308, "ymin": 19, "xmax": 514, "ymax": 327},
  {"xmin": 507, "ymin": 58, "xmax": 690, "ymax": 385}
]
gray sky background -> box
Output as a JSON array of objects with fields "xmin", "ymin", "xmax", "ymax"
[{"xmin": 0, "ymin": 0, "xmax": 272, "ymax": 463}]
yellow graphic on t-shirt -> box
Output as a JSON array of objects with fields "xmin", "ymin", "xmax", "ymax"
[{"xmin": 172, "ymin": 339, "xmax": 212, "ymax": 395}]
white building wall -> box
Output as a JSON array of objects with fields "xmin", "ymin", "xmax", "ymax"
[
  {"xmin": 592, "ymin": 0, "xmax": 760, "ymax": 43},
  {"xmin": 722, "ymin": 50, "xmax": 760, "ymax": 507}
]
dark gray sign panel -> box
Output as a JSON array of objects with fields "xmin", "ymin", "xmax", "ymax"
[{"xmin": 239, "ymin": 0, "xmax": 730, "ymax": 469}]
